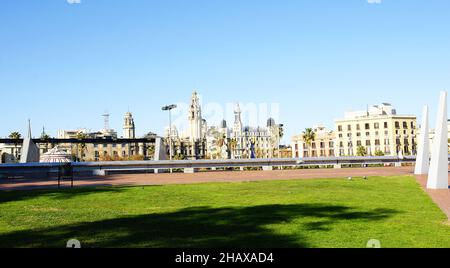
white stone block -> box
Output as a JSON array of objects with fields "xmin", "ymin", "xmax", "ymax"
[
  {"xmin": 415, "ymin": 105, "xmax": 430, "ymax": 175},
  {"xmin": 262, "ymin": 166, "xmax": 273, "ymax": 171},
  {"xmin": 184, "ymin": 168, "xmax": 196, "ymax": 174},
  {"xmin": 93, "ymin": 169, "xmax": 106, "ymax": 176},
  {"xmin": 427, "ymin": 91, "xmax": 449, "ymax": 189}
]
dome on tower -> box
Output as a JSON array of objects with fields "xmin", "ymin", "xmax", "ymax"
[
  {"xmin": 220, "ymin": 120, "xmax": 227, "ymax": 129},
  {"xmin": 267, "ymin": 118, "xmax": 276, "ymax": 128}
]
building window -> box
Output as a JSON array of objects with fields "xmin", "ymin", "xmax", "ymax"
[
  {"xmin": 365, "ymin": 123, "xmax": 370, "ymax": 130},
  {"xmin": 347, "ymin": 125, "xmax": 352, "ymax": 131},
  {"xmin": 357, "ymin": 132, "xmax": 361, "ymax": 137},
  {"xmin": 375, "ymin": 139, "xmax": 380, "ymax": 146},
  {"xmin": 411, "ymin": 122, "xmax": 414, "ymax": 129},
  {"xmin": 366, "ymin": 140, "xmax": 371, "ymax": 146},
  {"xmin": 384, "ymin": 122, "xmax": 388, "ymax": 129},
  {"xmin": 357, "ymin": 141, "xmax": 362, "ymax": 146},
  {"xmin": 403, "ymin": 122, "xmax": 408, "ymax": 129},
  {"xmin": 395, "ymin": 122, "xmax": 400, "ymax": 129},
  {"xmin": 338, "ymin": 125, "xmax": 343, "ymax": 132},
  {"xmin": 356, "ymin": 124, "xmax": 360, "ymax": 131},
  {"xmin": 374, "ymin": 123, "xmax": 380, "ymax": 129}
]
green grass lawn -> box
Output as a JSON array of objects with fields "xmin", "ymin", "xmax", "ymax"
[{"xmin": 0, "ymin": 175, "xmax": 449, "ymax": 248}]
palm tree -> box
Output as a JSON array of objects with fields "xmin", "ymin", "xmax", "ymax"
[
  {"xmin": 228, "ymin": 138, "xmax": 237, "ymax": 159},
  {"xmin": 277, "ymin": 124, "xmax": 284, "ymax": 158},
  {"xmin": 40, "ymin": 132, "xmax": 51, "ymax": 153},
  {"xmin": 8, "ymin": 132, "xmax": 21, "ymax": 162},
  {"xmin": 76, "ymin": 132, "xmax": 88, "ymax": 162},
  {"xmin": 302, "ymin": 128, "xmax": 316, "ymax": 158}
]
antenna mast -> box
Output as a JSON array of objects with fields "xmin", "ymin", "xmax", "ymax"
[{"xmin": 102, "ymin": 111, "xmax": 110, "ymax": 131}]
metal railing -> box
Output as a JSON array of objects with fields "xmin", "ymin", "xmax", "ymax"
[{"xmin": 0, "ymin": 155, "xmax": 424, "ymax": 179}]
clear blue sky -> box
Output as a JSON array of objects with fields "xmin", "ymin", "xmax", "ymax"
[{"xmin": 1, "ymin": 0, "xmax": 450, "ymax": 143}]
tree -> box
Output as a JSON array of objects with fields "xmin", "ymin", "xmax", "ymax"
[
  {"xmin": 40, "ymin": 132, "xmax": 51, "ymax": 152},
  {"xmin": 173, "ymin": 153, "xmax": 186, "ymax": 160},
  {"xmin": 228, "ymin": 138, "xmax": 237, "ymax": 159},
  {"xmin": 76, "ymin": 132, "xmax": 88, "ymax": 162},
  {"xmin": 374, "ymin": 150, "xmax": 385, "ymax": 156},
  {"xmin": 357, "ymin": 145, "xmax": 367, "ymax": 157},
  {"xmin": 8, "ymin": 132, "xmax": 22, "ymax": 162},
  {"xmin": 302, "ymin": 128, "xmax": 316, "ymax": 158},
  {"xmin": 277, "ymin": 125, "xmax": 284, "ymax": 158}
]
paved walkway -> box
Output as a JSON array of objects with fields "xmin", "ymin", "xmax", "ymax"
[{"xmin": 0, "ymin": 166, "xmax": 413, "ymax": 191}]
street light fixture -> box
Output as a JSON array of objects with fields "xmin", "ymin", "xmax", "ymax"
[{"xmin": 162, "ymin": 104, "xmax": 177, "ymax": 162}]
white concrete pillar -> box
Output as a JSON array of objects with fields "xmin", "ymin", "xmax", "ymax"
[
  {"xmin": 428, "ymin": 91, "xmax": 449, "ymax": 189},
  {"xmin": 184, "ymin": 168, "xmax": 196, "ymax": 174},
  {"xmin": 262, "ymin": 166, "xmax": 273, "ymax": 171},
  {"xmin": 334, "ymin": 164, "xmax": 342, "ymax": 169},
  {"xmin": 415, "ymin": 106, "xmax": 430, "ymax": 175}
]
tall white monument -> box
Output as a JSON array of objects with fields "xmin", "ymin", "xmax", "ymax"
[
  {"xmin": 188, "ymin": 91, "xmax": 203, "ymax": 142},
  {"xmin": 414, "ymin": 106, "xmax": 430, "ymax": 175},
  {"xmin": 427, "ymin": 91, "xmax": 449, "ymax": 189},
  {"xmin": 20, "ymin": 120, "xmax": 40, "ymax": 163}
]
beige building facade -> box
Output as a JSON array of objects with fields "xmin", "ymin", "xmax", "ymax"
[
  {"xmin": 291, "ymin": 125, "xmax": 336, "ymax": 158},
  {"xmin": 335, "ymin": 103, "xmax": 417, "ymax": 156}
]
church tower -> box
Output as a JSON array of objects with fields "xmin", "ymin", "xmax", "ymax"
[
  {"xmin": 188, "ymin": 90, "xmax": 203, "ymax": 141},
  {"xmin": 233, "ymin": 103, "xmax": 243, "ymax": 136},
  {"xmin": 123, "ymin": 111, "xmax": 135, "ymax": 139}
]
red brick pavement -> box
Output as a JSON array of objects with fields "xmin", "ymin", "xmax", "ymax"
[{"xmin": 0, "ymin": 166, "xmax": 414, "ymax": 191}]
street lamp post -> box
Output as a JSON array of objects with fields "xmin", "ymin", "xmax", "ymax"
[{"xmin": 162, "ymin": 104, "xmax": 177, "ymax": 162}]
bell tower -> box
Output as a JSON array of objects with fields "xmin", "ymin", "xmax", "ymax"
[
  {"xmin": 188, "ymin": 90, "xmax": 203, "ymax": 141},
  {"xmin": 123, "ymin": 111, "xmax": 135, "ymax": 139}
]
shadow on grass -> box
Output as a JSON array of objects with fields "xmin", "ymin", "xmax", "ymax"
[
  {"xmin": 0, "ymin": 204, "xmax": 399, "ymax": 248},
  {"xmin": 0, "ymin": 186, "xmax": 129, "ymax": 204}
]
